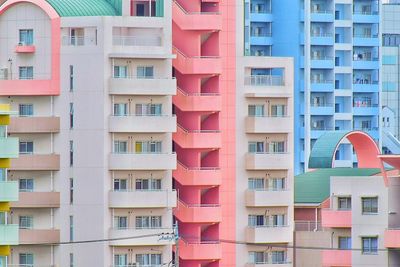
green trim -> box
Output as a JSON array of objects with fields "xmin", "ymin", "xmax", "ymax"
[{"xmin": 46, "ymin": 0, "xmax": 120, "ymax": 17}]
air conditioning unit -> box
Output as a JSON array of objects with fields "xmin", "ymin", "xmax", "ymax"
[{"xmin": 0, "ymin": 68, "xmax": 8, "ymax": 80}]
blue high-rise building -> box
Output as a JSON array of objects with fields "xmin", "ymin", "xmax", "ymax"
[{"xmin": 244, "ymin": 0, "xmax": 381, "ymax": 174}]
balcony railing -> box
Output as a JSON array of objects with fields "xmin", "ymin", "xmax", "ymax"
[
  {"xmin": 310, "ymin": 79, "xmax": 333, "ymax": 84},
  {"xmin": 173, "ymin": 0, "xmax": 220, "ymax": 15},
  {"xmin": 113, "ymin": 36, "xmax": 162, "ymax": 46},
  {"xmin": 353, "ymin": 33, "xmax": 379, "ymax": 38},
  {"xmin": 177, "ymin": 161, "xmax": 220, "ymax": 171},
  {"xmin": 311, "ymin": 55, "xmax": 333, "ymax": 60},
  {"xmin": 353, "ymin": 11, "xmax": 379, "ymax": 15},
  {"xmin": 61, "ymin": 36, "xmax": 97, "ymax": 46},
  {"xmin": 310, "ymin": 126, "xmax": 334, "ymax": 131},
  {"xmin": 311, "ymin": 32, "xmax": 333, "ymax": 37},
  {"xmin": 250, "ymin": 32, "xmax": 273, "ymax": 37},
  {"xmin": 310, "ymin": 103, "xmax": 334, "ymax": 107},
  {"xmin": 294, "ymin": 220, "xmax": 323, "ymax": 231},
  {"xmin": 311, "ymin": 9, "xmax": 333, "ymax": 14},
  {"xmin": 244, "ymin": 75, "xmax": 284, "ymax": 86}
]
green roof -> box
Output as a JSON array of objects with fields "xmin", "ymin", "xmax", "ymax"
[
  {"xmin": 308, "ymin": 131, "xmax": 351, "ymax": 169},
  {"xmin": 46, "ymin": 0, "xmax": 120, "ymax": 17},
  {"xmin": 295, "ymin": 168, "xmax": 381, "ymax": 204}
]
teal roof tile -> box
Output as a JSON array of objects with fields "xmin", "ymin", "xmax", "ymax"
[{"xmin": 46, "ymin": 0, "xmax": 120, "ymax": 17}]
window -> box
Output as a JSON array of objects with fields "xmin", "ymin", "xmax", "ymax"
[
  {"xmin": 248, "ymin": 251, "xmax": 267, "ymax": 264},
  {"xmin": 136, "ymin": 254, "xmax": 162, "ymax": 266},
  {"xmin": 271, "ymin": 178, "xmax": 286, "ymax": 191},
  {"xmin": 114, "ymin": 103, "xmax": 128, "ymax": 116},
  {"xmin": 268, "ymin": 141, "xmax": 285, "ymax": 153},
  {"xmin": 19, "ymin": 141, "xmax": 33, "ymax": 154},
  {"xmin": 70, "ymin": 140, "xmax": 74, "ymax": 166},
  {"xmin": 135, "ymin": 141, "xmax": 162, "ymax": 153},
  {"xmin": 19, "ymin": 216, "xmax": 33, "ymax": 229},
  {"xmin": 114, "ymin": 254, "xmax": 127, "ymax": 267},
  {"xmin": 69, "ymin": 65, "xmax": 74, "ymax": 91},
  {"xmin": 19, "ymin": 104, "xmax": 33, "ymax": 117},
  {"xmin": 135, "ymin": 216, "xmax": 162, "ymax": 229},
  {"xmin": 113, "ymin": 66, "xmax": 128, "ymax": 78},
  {"xmin": 272, "ymin": 214, "xmax": 286, "ymax": 226},
  {"xmin": 113, "ymin": 141, "xmax": 128, "ymax": 153},
  {"xmin": 135, "ymin": 104, "xmax": 162, "ymax": 116},
  {"xmin": 69, "ymin": 253, "xmax": 74, "ymax": 267},
  {"xmin": 248, "ymin": 105, "xmax": 264, "ymax": 117},
  {"xmin": 339, "ymin": 237, "xmax": 351, "ymax": 249},
  {"xmin": 362, "ymin": 197, "xmax": 378, "ymax": 214},
  {"xmin": 69, "ymin": 215, "xmax": 73, "ymax": 241},
  {"xmin": 136, "ymin": 179, "xmax": 162, "ymax": 190},
  {"xmin": 69, "ymin": 178, "xmax": 73, "ymax": 204},
  {"xmin": 248, "ymin": 215, "xmax": 266, "ymax": 227},
  {"xmin": 69, "ymin": 103, "xmax": 74, "ymax": 129},
  {"xmin": 271, "ymin": 105, "xmax": 286, "ymax": 117},
  {"xmin": 271, "ymin": 251, "xmax": 286, "ymax": 264},
  {"xmin": 362, "ymin": 237, "xmax": 378, "ymax": 254},
  {"xmin": 248, "ymin": 178, "xmax": 265, "ymax": 190},
  {"xmin": 19, "ymin": 253, "xmax": 33, "ymax": 267},
  {"xmin": 338, "ymin": 197, "xmax": 351, "ymax": 210},
  {"xmin": 19, "ymin": 66, "xmax": 33, "ymax": 80},
  {"xmin": 114, "ymin": 216, "xmax": 128, "ymax": 229},
  {"xmin": 19, "ymin": 29, "xmax": 33, "ymax": 45},
  {"xmin": 248, "ymin": 142, "xmax": 264, "ymax": 153},
  {"xmin": 113, "ymin": 179, "xmax": 127, "ymax": 191},
  {"xmin": 19, "ymin": 179, "xmax": 34, "ymax": 192},
  {"xmin": 137, "ymin": 66, "xmax": 154, "ymax": 79}
]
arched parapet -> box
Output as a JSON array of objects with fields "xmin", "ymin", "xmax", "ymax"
[{"xmin": 309, "ymin": 130, "xmax": 382, "ymax": 169}]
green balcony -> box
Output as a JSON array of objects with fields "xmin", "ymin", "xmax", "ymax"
[
  {"xmin": 0, "ymin": 181, "xmax": 18, "ymax": 202},
  {"xmin": 0, "ymin": 138, "xmax": 18, "ymax": 158},
  {"xmin": 0, "ymin": 224, "xmax": 19, "ymax": 245}
]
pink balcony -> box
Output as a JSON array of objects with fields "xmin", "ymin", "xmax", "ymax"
[
  {"xmin": 9, "ymin": 117, "xmax": 60, "ymax": 133},
  {"xmin": 173, "ymin": 162, "xmax": 221, "ymax": 186},
  {"xmin": 15, "ymin": 45, "xmax": 36, "ymax": 53},
  {"xmin": 0, "ymin": 80, "xmax": 58, "ymax": 96},
  {"xmin": 179, "ymin": 239, "xmax": 222, "ymax": 260},
  {"xmin": 11, "ymin": 192, "xmax": 60, "ymax": 208},
  {"xmin": 174, "ymin": 200, "xmax": 222, "ymax": 223},
  {"xmin": 385, "ymin": 229, "xmax": 400, "ymax": 248},
  {"xmin": 19, "ymin": 229, "xmax": 60, "ymax": 245},
  {"xmin": 321, "ymin": 210, "xmax": 351, "ymax": 228},
  {"xmin": 10, "ymin": 154, "xmax": 60, "ymax": 171},
  {"xmin": 322, "ymin": 250, "xmax": 351, "ymax": 267},
  {"xmin": 173, "ymin": 88, "xmax": 222, "ymax": 112},
  {"xmin": 173, "ymin": 125, "xmax": 221, "ymax": 149},
  {"xmin": 172, "ymin": 1, "xmax": 222, "ymax": 31},
  {"xmin": 173, "ymin": 47, "xmax": 222, "ymax": 75}
]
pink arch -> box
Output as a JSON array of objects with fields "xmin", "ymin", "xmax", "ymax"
[{"xmin": 0, "ymin": 0, "xmax": 60, "ymax": 96}]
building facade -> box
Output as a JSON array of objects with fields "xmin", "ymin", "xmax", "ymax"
[{"xmin": 244, "ymin": 0, "xmax": 382, "ymax": 173}]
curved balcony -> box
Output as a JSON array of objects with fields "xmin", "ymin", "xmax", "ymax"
[
  {"xmin": 245, "ymin": 225, "xmax": 292, "ymax": 243},
  {"xmin": 173, "ymin": 162, "xmax": 221, "ymax": 186},
  {"xmin": 0, "ymin": 138, "xmax": 19, "ymax": 159},
  {"xmin": 109, "ymin": 153, "xmax": 177, "ymax": 170},
  {"xmin": 108, "ymin": 77, "xmax": 176, "ymax": 95},
  {"xmin": 10, "ymin": 154, "xmax": 60, "ymax": 171},
  {"xmin": 172, "ymin": 0, "xmax": 222, "ymax": 31},
  {"xmin": 19, "ymin": 229, "xmax": 60, "ymax": 245},
  {"xmin": 174, "ymin": 200, "xmax": 221, "ymax": 223},
  {"xmin": 11, "ymin": 192, "xmax": 60, "ymax": 208},
  {"xmin": 109, "ymin": 227, "xmax": 174, "ymax": 246},
  {"xmin": 179, "ymin": 239, "xmax": 222, "ymax": 260},
  {"xmin": 321, "ymin": 209, "xmax": 351, "ymax": 228},
  {"xmin": 173, "ymin": 47, "xmax": 222, "ymax": 75},
  {"xmin": 322, "ymin": 250, "xmax": 351, "ymax": 267},
  {"xmin": 245, "ymin": 153, "xmax": 292, "ymax": 170},
  {"xmin": 173, "ymin": 88, "xmax": 221, "ymax": 112},
  {"xmin": 174, "ymin": 125, "xmax": 221, "ymax": 149},
  {"xmin": 108, "ymin": 190, "xmax": 177, "ymax": 208},
  {"xmin": 245, "ymin": 116, "xmax": 292, "ymax": 133},
  {"xmin": 9, "ymin": 117, "xmax": 60, "ymax": 133},
  {"xmin": 245, "ymin": 189, "xmax": 292, "ymax": 207},
  {"xmin": 0, "ymin": 224, "xmax": 18, "ymax": 245},
  {"xmin": 109, "ymin": 115, "xmax": 177, "ymax": 133}
]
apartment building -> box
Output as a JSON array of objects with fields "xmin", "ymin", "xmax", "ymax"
[
  {"xmin": 0, "ymin": 104, "xmax": 19, "ymax": 267},
  {"xmin": 0, "ymin": 0, "xmax": 176, "ymax": 266},
  {"xmin": 243, "ymin": 0, "xmax": 382, "ymax": 174}
]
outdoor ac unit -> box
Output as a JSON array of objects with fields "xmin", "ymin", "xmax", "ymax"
[{"xmin": 0, "ymin": 68, "xmax": 8, "ymax": 80}]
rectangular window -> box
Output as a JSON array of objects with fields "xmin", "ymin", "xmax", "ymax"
[
  {"xmin": 135, "ymin": 179, "xmax": 162, "ymax": 190},
  {"xmin": 135, "ymin": 141, "xmax": 162, "ymax": 153},
  {"xmin": 135, "ymin": 104, "xmax": 162, "ymax": 116},
  {"xmin": 69, "ymin": 103, "xmax": 74, "ymax": 129},
  {"xmin": 69, "ymin": 140, "xmax": 74, "ymax": 166},
  {"xmin": 114, "ymin": 216, "xmax": 128, "ymax": 229},
  {"xmin": 113, "ymin": 141, "xmax": 128, "ymax": 153},
  {"xmin": 362, "ymin": 237, "xmax": 378, "ymax": 254},
  {"xmin": 19, "ymin": 29, "xmax": 33, "ymax": 45},
  {"xmin": 19, "ymin": 253, "xmax": 33, "ymax": 267},
  {"xmin": 19, "ymin": 66, "xmax": 33, "ymax": 80},
  {"xmin": 271, "ymin": 251, "xmax": 286, "ymax": 264},
  {"xmin": 248, "ymin": 105, "xmax": 264, "ymax": 117},
  {"xmin": 19, "ymin": 216, "xmax": 33, "ymax": 229},
  {"xmin": 69, "ymin": 215, "xmax": 73, "ymax": 241},
  {"xmin": 271, "ymin": 105, "xmax": 286, "ymax": 117},
  {"xmin": 338, "ymin": 197, "xmax": 351, "ymax": 210},
  {"xmin": 19, "ymin": 179, "xmax": 34, "ymax": 192},
  {"xmin": 19, "ymin": 104, "xmax": 33, "ymax": 117},
  {"xmin": 69, "ymin": 253, "xmax": 74, "ymax": 267},
  {"xmin": 271, "ymin": 178, "xmax": 286, "ymax": 191},
  {"xmin": 135, "ymin": 216, "xmax": 162, "ymax": 229},
  {"xmin": 136, "ymin": 254, "xmax": 162, "ymax": 266},
  {"xmin": 113, "ymin": 179, "xmax": 128, "ymax": 191},
  {"xmin": 268, "ymin": 141, "xmax": 285, "ymax": 153},
  {"xmin": 113, "ymin": 103, "xmax": 128, "ymax": 116},
  {"xmin": 19, "ymin": 141, "xmax": 33, "ymax": 154},
  {"xmin": 339, "ymin": 237, "xmax": 351, "ymax": 249},
  {"xmin": 248, "ymin": 215, "xmax": 266, "ymax": 226},
  {"xmin": 113, "ymin": 66, "xmax": 128, "ymax": 78},
  {"xmin": 114, "ymin": 254, "xmax": 127, "ymax": 266},
  {"xmin": 362, "ymin": 197, "xmax": 378, "ymax": 214},
  {"xmin": 248, "ymin": 178, "xmax": 265, "ymax": 190},
  {"xmin": 69, "ymin": 178, "xmax": 73, "ymax": 204},
  {"xmin": 137, "ymin": 66, "xmax": 154, "ymax": 79},
  {"xmin": 248, "ymin": 142, "xmax": 264, "ymax": 153},
  {"xmin": 248, "ymin": 251, "xmax": 267, "ymax": 264},
  {"xmin": 272, "ymin": 214, "xmax": 286, "ymax": 226},
  {"xmin": 69, "ymin": 65, "xmax": 74, "ymax": 91}
]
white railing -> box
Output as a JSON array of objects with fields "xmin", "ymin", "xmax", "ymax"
[
  {"xmin": 113, "ymin": 36, "xmax": 162, "ymax": 47},
  {"xmin": 177, "ymin": 161, "xmax": 220, "ymax": 171},
  {"xmin": 295, "ymin": 220, "xmax": 323, "ymax": 231},
  {"xmin": 62, "ymin": 36, "xmax": 97, "ymax": 46},
  {"xmin": 244, "ymin": 75, "xmax": 284, "ymax": 86}
]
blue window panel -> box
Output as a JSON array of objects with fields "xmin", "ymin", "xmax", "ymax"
[{"xmin": 383, "ymin": 55, "xmax": 397, "ymax": 65}]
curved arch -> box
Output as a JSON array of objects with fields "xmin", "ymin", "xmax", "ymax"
[
  {"xmin": 308, "ymin": 130, "xmax": 382, "ymax": 169},
  {"xmin": 0, "ymin": 0, "xmax": 59, "ymax": 18}
]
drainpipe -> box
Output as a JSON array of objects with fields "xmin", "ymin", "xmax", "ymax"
[
  {"xmin": 331, "ymin": 231, "xmax": 335, "ymax": 249},
  {"xmin": 314, "ymin": 207, "xmax": 318, "ymax": 231}
]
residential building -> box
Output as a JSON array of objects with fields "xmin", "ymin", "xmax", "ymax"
[
  {"xmin": 0, "ymin": 0, "xmax": 176, "ymax": 266},
  {"xmin": 244, "ymin": 0, "xmax": 382, "ymax": 173},
  {"xmin": 0, "ymin": 104, "xmax": 19, "ymax": 267}
]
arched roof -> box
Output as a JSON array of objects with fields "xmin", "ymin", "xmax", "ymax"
[
  {"xmin": 46, "ymin": 0, "xmax": 119, "ymax": 16},
  {"xmin": 309, "ymin": 130, "xmax": 382, "ymax": 169}
]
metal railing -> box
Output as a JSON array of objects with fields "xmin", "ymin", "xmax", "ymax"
[
  {"xmin": 311, "ymin": 9, "xmax": 333, "ymax": 14},
  {"xmin": 177, "ymin": 161, "xmax": 220, "ymax": 171},
  {"xmin": 310, "ymin": 79, "xmax": 333, "ymax": 84},
  {"xmin": 177, "ymin": 124, "xmax": 220, "ymax": 133},
  {"xmin": 177, "ymin": 87, "xmax": 220, "ymax": 96},
  {"xmin": 310, "ymin": 32, "xmax": 333, "ymax": 37},
  {"xmin": 173, "ymin": 0, "xmax": 220, "ymax": 15},
  {"xmin": 113, "ymin": 35, "xmax": 162, "ymax": 47},
  {"xmin": 178, "ymin": 199, "xmax": 220, "ymax": 208},
  {"xmin": 294, "ymin": 220, "xmax": 323, "ymax": 231},
  {"xmin": 62, "ymin": 36, "xmax": 97, "ymax": 46},
  {"xmin": 244, "ymin": 75, "xmax": 284, "ymax": 86},
  {"xmin": 353, "ymin": 33, "xmax": 379, "ymax": 38}
]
